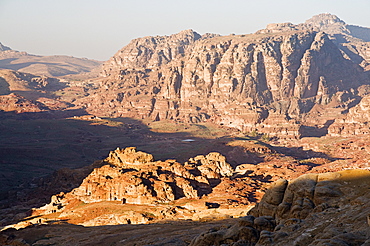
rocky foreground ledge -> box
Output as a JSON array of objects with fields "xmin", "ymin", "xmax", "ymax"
[
  {"xmin": 190, "ymin": 169, "xmax": 370, "ymax": 246},
  {"xmin": 1, "ymin": 168, "xmax": 369, "ymax": 245}
]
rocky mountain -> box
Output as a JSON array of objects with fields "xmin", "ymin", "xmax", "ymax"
[
  {"xmin": 75, "ymin": 14, "xmax": 370, "ymax": 139},
  {"xmin": 258, "ymin": 13, "xmax": 370, "ymax": 70},
  {"xmin": 0, "ymin": 43, "xmax": 102, "ymax": 77}
]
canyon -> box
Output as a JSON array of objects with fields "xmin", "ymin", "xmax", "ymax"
[{"xmin": 0, "ymin": 13, "xmax": 370, "ymax": 245}]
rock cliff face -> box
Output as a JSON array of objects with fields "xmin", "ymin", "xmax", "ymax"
[
  {"xmin": 190, "ymin": 169, "xmax": 370, "ymax": 245},
  {"xmin": 328, "ymin": 95, "xmax": 370, "ymax": 136},
  {"xmin": 32, "ymin": 147, "xmax": 237, "ymax": 224},
  {"xmin": 76, "ymin": 14, "xmax": 370, "ymax": 138},
  {"xmin": 259, "ymin": 13, "xmax": 370, "ymax": 69}
]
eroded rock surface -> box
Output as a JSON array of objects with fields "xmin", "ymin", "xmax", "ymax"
[
  {"xmin": 190, "ymin": 169, "xmax": 370, "ymax": 246},
  {"xmin": 74, "ymin": 14, "xmax": 370, "ymax": 138},
  {"xmin": 20, "ymin": 147, "xmax": 246, "ymax": 227},
  {"xmin": 0, "ymin": 93, "xmax": 44, "ymax": 113},
  {"xmin": 328, "ymin": 95, "xmax": 370, "ymax": 136}
]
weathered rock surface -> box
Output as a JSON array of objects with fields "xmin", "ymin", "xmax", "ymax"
[
  {"xmin": 6, "ymin": 137, "xmax": 355, "ymax": 230},
  {"xmin": 23, "ymin": 147, "xmax": 244, "ymax": 226},
  {"xmin": 190, "ymin": 169, "xmax": 370, "ymax": 245},
  {"xmin": 0, "ymin": 69, "xmax": 72, "ymax": 113},
  {"xmin": 258, "ymin": 13, "xmax": 370, "ymax": 69},
  {"xmin": 0, "ymin": 69, "xmax": 62, "ymax": 93},
  {"xmin": 2, "ymin": 138, "xmax": 370, "ymax": 244},
  {"xmin": 101, "ymin": 29, "xmax": 214, "ymax": 76},
  {"xmin": 0, "ymin": 93, "xmax": 44, "ymax": 113},
  {"xmin": 328, "ymin": 95, "xmax": 370, "ymax": 136},
  {"xmin": 75, "ymin": 14, "xmax": 370, "ymax": 138}
]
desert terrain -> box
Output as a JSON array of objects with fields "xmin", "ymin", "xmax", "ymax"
[{"xmin": 0, "ymin": 13, "xmax": 370, "ymax": 245}]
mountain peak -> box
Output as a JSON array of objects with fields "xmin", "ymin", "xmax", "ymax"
[
  {"xmin": 0, "ymin": 42, "xmax": 11, "ymax": 51},
  {"xmin": 257, "ymin": 13, "xmax": 350, "ymax": 36},
  {"xmin": 305, "ymin": 13, "xmax": 346, "ymax": 27},
  {"xmin": 175, "ymin": 29, "xmax": 202, "ymax": 41}
]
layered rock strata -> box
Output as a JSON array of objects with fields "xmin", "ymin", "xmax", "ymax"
[
  {"xmin": 190, "ymin": 169, "xmax": 370, "ymax": 245},
  {"xmin": 77, "ymin": 14, "xmax": 370, "ymax": 138},
  {"xmin": 328, "ymin": 95, "xmax": 370, "ymax": 136},
  {"xmin": 35, "ymin": 147, "xmax": 234, "ymax": 215}
]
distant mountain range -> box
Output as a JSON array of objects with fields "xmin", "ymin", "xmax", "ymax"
[{"xmin": 0, "ymin": 43, "xmax": 102, "ymax": 77}]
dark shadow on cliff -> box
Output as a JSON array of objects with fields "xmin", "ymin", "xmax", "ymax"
[{"xmin": 299, "ymin": 120, "xmax": 335, "ymax": 138}]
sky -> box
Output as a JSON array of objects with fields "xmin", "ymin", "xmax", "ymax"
[{"xmin": 1, "ymin": 0, "xmax": 370, "ymax": 61}]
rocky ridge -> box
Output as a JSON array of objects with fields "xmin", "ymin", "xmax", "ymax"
[
  {"xmin": 0, "ymin": 42, "xmax": 11, "ymax": 52},
  {"xmin": 0, "ymin": 44, "xmax": 102, "ymax": 77},
  {"xmin": 2, "ymin": 167, "xmax": 369, "ymax": 245},
  {"xmin": 0, "ymin": 69, "xmax": 62, "ymax": 93},
  {"xmin": 0, "ymin": 93, "xmax": 44, "ymax": 113},
  {"xmin": 190, "ymin": 169, "xmax": 370, "ymax": 245},
  {"xmin": 23, "ymin": 147, "xmax": 248, "ymax": 227},
  {"xmin": 0, "ymin": 69, "xmax": 72, "ymax": 112},
  {"xmin": 75, "ymin": 14, "xmax": 370, "ymax": 139}
]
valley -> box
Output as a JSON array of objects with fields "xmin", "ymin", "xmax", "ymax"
[{"xmin": 0, "ymin": 13, "xmax": 370, "ymax": 245}]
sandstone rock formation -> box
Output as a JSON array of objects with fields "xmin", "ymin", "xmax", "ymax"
[
  {"xmin": 75, "ymin": 14, "xmax": 370, "ymax": 139},
  {"xmin": 190, "ymin": 169, "xmax": 370, "ymax": 245},
  {"xmin": 328, "ymin": 95, "xmax": 370, "ymax": 136},
  {"xmin": 258, "ymin": 13, "xmax": 370, "ymax": 69},
  {"xmin": 2, "ymin": 138, "xmax": 370, "ymax": 244},
  {"xmin": 28, "ymin": 147, "xmax": 240, "ymax": 226},
  {"xmin": 0, "ymin": 69, "xmax": 71, "ymax": 113},
  {"xmin": 101, "ymin": 29, "xmax": 215, "ymax": 76},
  {"xmin": 0, "ymin": 93, "xmax": 44, "ymax": 113},
  {"xmin": 0, "ymin": 69, "xmax": 62, "ymax": 93}
]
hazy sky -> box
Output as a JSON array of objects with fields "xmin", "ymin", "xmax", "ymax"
[{"xmin": 1, "ymin": 0, "xmax": 369, "ymax": 61}]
